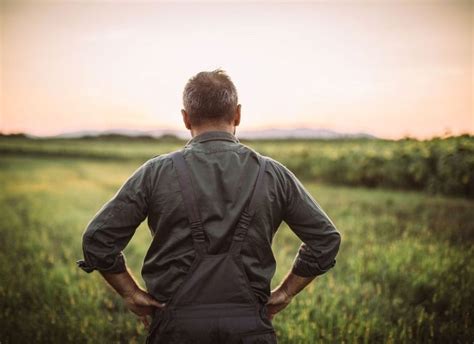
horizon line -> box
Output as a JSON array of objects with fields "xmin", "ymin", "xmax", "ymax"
[{"xmin": 1, "ymin": 126, "xmax": 472, "ymax": 141}]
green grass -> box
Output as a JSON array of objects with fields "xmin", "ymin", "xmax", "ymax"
[
  {"xmin": 2, "ymin": 135, "xmax": 473, "ymax": 197},
  {"xmin": 0, "ymin": 154, "xmax": 473, "ymax": 343}
]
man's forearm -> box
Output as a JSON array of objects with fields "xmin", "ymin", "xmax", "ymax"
[
  {"xmin": 277, "ymin": 270, "xmax": 317, "ymax": 298},
  {"xmin": 99, "ymin": 266, "xmax": 141, "ymax": 298}
]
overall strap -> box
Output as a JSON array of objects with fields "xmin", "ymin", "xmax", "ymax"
[
  {"xmin": 170, "ymin": 150, "xmax": 207, "ymax": 255},
  {"xmin": 230, "ymin": 154, "xmax": 267, "ymax": 255}
]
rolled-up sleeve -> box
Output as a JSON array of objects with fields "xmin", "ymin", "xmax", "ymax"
[
  {"xmin": 76, "ymin": 159, "xmax": 153, "ymax": 274},
  {"xmin": 281, "ymin": 166, "xmax": 341, "ymax": 278}
]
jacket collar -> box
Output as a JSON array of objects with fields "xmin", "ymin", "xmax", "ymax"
[{"xmin": 185, "ymin": 130, "xmax": 240, "ymax": 146}]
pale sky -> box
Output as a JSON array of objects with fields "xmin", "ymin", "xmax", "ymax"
[{"xmin": 1, "ymin": 0, "xmax": 472, "ymax": 139}]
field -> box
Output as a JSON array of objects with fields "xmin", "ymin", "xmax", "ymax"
[
  {"xmin": 1, "ymin": 135, "xmax": 473, "ymax": 197},
  {"xmin": 0, "ymin": 137, "xmax": 473, "ymax": 343}
]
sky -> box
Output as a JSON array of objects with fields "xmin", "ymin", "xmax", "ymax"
[{"xmin": 1, "ymin": 0, "xmax": 472, "ymax": 139}]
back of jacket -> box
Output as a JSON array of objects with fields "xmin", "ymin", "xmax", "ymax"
[{"xmin": 78, "ymin": 130, "xmax": 341, "ymax": 305}]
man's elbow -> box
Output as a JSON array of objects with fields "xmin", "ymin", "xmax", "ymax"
[
  {"xmin": 319, "ymin": 229, "xmax": 341, "ymax": 273},
  {"xmin": 333, "ymin": 229, "xmax": 341, "ymax": 249},
  {"xmin": 77, "ymin": 229, "xmax": 97, "ymax": 273},
  {"xmin": 79, "ymin": 223, "xmax": 102, "ymax": 263},
  {"xmin": 81, "ymin": 218, "xmax": 102, "ymax": 248},
  {"xmin": 329, "ymin": 227, "xmax": 342, "ymax": 257},
  {"xmin": 81, "ymin": 225, "xmax": 95, "ymax": 250}
]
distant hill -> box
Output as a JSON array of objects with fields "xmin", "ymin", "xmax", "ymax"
[
  {"xmin": 41, "ymin": 127, "xmax": 377, "ymax": 140},
  {"xmin": 236, "ymin": 128, "xmax": 376, "ymax": 140}
]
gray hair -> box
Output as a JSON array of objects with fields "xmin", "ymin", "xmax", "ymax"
[{"xmin": 182, "ymin": 68, "xmax": 238, "ymax": 127}]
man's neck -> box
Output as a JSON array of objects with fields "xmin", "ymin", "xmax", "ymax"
[{"xmin": 191, "ymin": 125, "xmax": 235, "ymax": 138}]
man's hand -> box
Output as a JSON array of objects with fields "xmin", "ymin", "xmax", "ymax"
[
  {"xmin": 266, "ymin": 286, "xmax": 293, "ymax": 320},
  {"xmin": 123, "ymin": 287, "xmax": 166, "ymax": 328},
  {"xmin": 99, "ymin": 268, "xmax": 166, "ymax": 329},
  {"xmin": 265, "ymin": 271, "xmax": 317, "ymax": 320}
]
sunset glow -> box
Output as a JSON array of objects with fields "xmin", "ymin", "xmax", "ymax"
[{"xmin": 1, "ymin": 1, "xmax": 472, "ymax": 139}]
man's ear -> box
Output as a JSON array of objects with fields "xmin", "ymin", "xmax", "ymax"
[
  {"xmin": 234, "ymin": 104, "xmax": 241, "ymax": 127},
  {"xmin": 181, "ymin": 109, "xmax": 192, "ymax": 130}
]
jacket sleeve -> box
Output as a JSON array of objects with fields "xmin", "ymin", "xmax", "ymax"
[
  {"xmin": 280, "ymin": 164, "xmax": 341, "ymax": 278},
  {"xmin": 76, "ymin": 159, "xmax": 153, "ymax": 274}
]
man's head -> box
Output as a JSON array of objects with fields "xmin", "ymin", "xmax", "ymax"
[{"xmin": 181, "ymin": 69, "xmax": 241, "ymax": 134}]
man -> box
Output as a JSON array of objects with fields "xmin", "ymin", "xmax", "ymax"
[{"xmin": 77, "ymin": 69, "xmax": 341, "ymax": 343}]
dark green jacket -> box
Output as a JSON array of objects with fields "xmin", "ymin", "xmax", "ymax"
[{"xmin": 77, "ymin": 130, "xmax": 341, "ymax": 304}]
